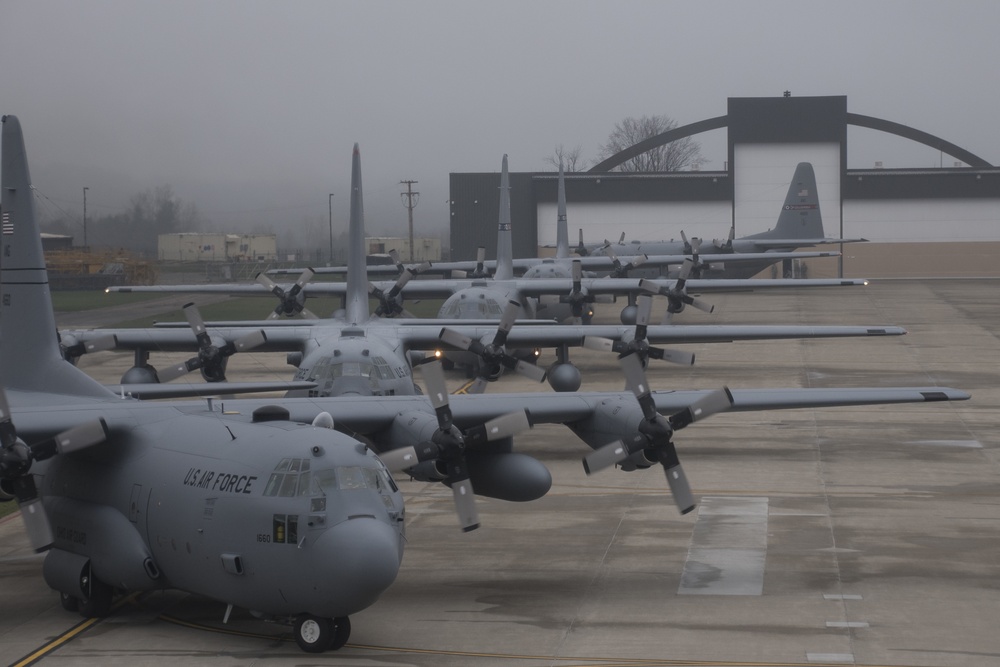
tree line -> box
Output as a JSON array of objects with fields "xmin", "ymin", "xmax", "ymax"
[
  {"xmin": 42, "ymin": 185, "xmax": 200, "ymax": 256},
  {"xmin": 545, "ymin": 114, "xmax": 704, "ymax": 172}
]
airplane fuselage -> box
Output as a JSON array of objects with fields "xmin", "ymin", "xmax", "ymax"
[
  {"xmin": 29, "ymin": 402, "xmax": 405, "ymax": 620},
  {"xmin": 289, "ymin": 329, "xmax": 418, "ymax": 397}
]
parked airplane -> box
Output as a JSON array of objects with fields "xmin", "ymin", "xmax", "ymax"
[
  {"xmin": 0, "ymin": 116, "xmax": 969, "ymax": 653},
  {"xmin": 584, "ymin": 162, "xmax": 866, "ymax": 279},
  {"xmin": 287, "ymin": 159, "xmax": 844, "ymax": 282},
  {"xmin": 67, "ymin": 148, "xmax": 903, "ymax": 396},
  {"xmin": 109, "ymin": 156, "xmax": 871, "ymax": 329}
]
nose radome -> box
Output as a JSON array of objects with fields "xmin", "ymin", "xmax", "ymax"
[{"xmin": 314, "ymin": 517, "xmax": 402, "ymax": 614}]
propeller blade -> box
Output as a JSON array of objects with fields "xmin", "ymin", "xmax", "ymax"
[
  {"xmin": 379, "ymin": 442, "xmax": 442, "ymax": 471},
  {"xmin": 513, "ymin": 360, "xmax": 547, "ymax": 383},
  {"xmin": 182, "ymin": 301, "xmax": 206, "ymax": 332},
  {"xmin": 156, "ymin": 360, "xmax": 197, "ymax": 383},
  {"xmin": 439, "ymin": 327, "xmax": 474, "ymax": 352},
  {"xmin": 668, "ymin": 387, "xmax": 734, "ymax": 430},
  {"xmin": 466, "ymin": 376, "xmax": 490, "ymax": 394},
  {"xmin": 299, "ymin": 307, "xmax": 320, "ymax": 320},
  {"xmin": 38, "ymin": 419, "xmax": 109, "ymax": 459},
  {"xmin": 582, "ymin": 336, "xmax": 615, "ymax": 353},
  {"xmin": 494, "ymin": 300, "xmax": 520, "ymax": 344},
  {"xmin": 450, "ymin": 476, "xmax": 479, "ymax": 532},
  {"xmin": 256, "ymin": 272, "xmax": 281, "ymax": 294},
  {"xmin": 635, "ymin": 294, "xmax": 653, "ymax": 327},
  {"xmin": 582, "ymin": 439, "xmax": 629, "ymax": 474},
  {"xmin": 293, "ymin": 267, "xmax": 316, "ymax": 291},
  {"xmin": 19, "ymin": 496, "xmax": 54, "ymax": 552},
  {"xmin": 234, "ymin": 329, "xmax": 267, "ymax": 352},
  {"xmin": 648, "ymin": 347, "xmax": 696, "ymax": 366},
  {"xmin": 663, "ymin": 462, "xmax": 696, "ymax": 514},
  {"xmin": 463, "ymin": 408, "xmax": 532, "ymax": 445},
  {"xmin": 689, "ymin": 296, "xmax": 715, "ymax": 314},
  {"xmin": 419, "ymin": 361, "xmax": 450, "ymax": 412},
  {"xmin": 379, "ymin": 446, "xmax": 420, "ymax": 471},
  {"xmin": 83, "ymin": 334, "xmax": 118, "ymax": 354}
]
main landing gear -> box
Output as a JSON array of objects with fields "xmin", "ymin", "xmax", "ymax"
[{"xmin": 293, "ymin": 614, "xmax": 351, "ymax": 652}]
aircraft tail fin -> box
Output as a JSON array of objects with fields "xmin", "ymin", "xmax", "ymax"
[
  {"xmin": 754, "ymin": 162, "xmax": 825, "ymax": 241},
  {"xmin": 344, "ymin": 143, "xmax": 370, "ymax": 325},
  {"xmin": 554, "ymin": 160, "xmax": 569, "ymax": 259},
  {"xmin": 0, "ymin": 115, "xmax": 113, "ymax": 397},
  {"xmin": 493, "ymin": 155, "xmax": 514, "ymax": 281}
]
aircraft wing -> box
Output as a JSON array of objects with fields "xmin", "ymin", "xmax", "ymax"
[
  {"xmin": 203, "ymin": 385, "xmax": 970, "ymax": 434},
  {"xmin": 8, "ymin": 384, "xmax": 969, "ymax": 447},
  {"xmin": 60, "ymin": 326, "xmax": 315, "ymax": 353},
  {"xmin": 736, "ymin": 237, "xmax": 869, "ymax": 251},
  {"xmin": 510, "ymin": 276, "xmax": 868, "ymax": 299}
]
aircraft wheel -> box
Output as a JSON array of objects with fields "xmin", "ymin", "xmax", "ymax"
[
  {"xmin": 78, "ymin": 572, "xmax": 113, "ymax": 618},
  {"xmin": 60, "ymin": 591, "xmax": 79, "ymax": 612},
  {"xmin": 294, "ymin": 614, "xmax": 334, "ymax": 653},
  {"xmin": 330, "ymin": 616, "xmax": 351, "ymax": 650}
]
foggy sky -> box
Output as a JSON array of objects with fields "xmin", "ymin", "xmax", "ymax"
[{"xmin": 3, "ymin": 0, "xmax": 999, "ymax": 248}]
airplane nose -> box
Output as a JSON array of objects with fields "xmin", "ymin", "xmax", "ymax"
[{"xmin": 312, "ymin": 516, "xmax": 402, "ymax": 614}]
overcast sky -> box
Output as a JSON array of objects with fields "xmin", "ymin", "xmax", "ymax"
[{"xmin": 3, "ymin": 0, "xmax": 998, "ymax": 244}]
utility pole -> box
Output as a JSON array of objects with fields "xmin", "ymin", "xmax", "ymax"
[
  {"xmin": 399, "ymin": 180, "xmax": 419, "ymax": 262},
  {"xmin": 328, "ymin": 193, "xmax": 335, "ymax": 265},
  {"xmin": 83, "ymin": 186, "xmax": 88, "ymax": 250}
]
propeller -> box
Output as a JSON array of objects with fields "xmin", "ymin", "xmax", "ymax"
[
  {"xmin": 438, "ymin": 300, "xmax": 547, "ymax": 393},
  {"xmin": 59, "ymin": 332, "xmax": 119, "ymax": 365},
  {"xmin": 574, "ymin": 229, "xmax": 590, "ymax": 257},
  {"xmin": 684, "ymin": 236, "xmax": 724, "ymax": 279},
  {"xmin": 597, "ymin": 231, "xmax": 626, "ymax": 255},
  {"xmin": 680, "ymin": 230, "xmax": 695, "ymax": 255},
  {"xmin": 0, "ymin": 387, "xmax": 109, "ymax": 551},
  {"xmin": 156, "ymin": 303, "xmax": 268, "ymax": 383},
  {"xmin": 712, "ymin": 225, "xmax": 735, "ymax": 253},
  {"xmin": 558, "ymin": 259, "xmax": 597, "ymax": 324},
  {"xmin": 581, "ymin": 353, "xmax": 733, "ymax": 514},
  {"xmin": 607, "ymin": 250, "xmax": 648, "ymax": 279},
  {"xmin": 378, "ymin": 360, "xmax": 532, "ymax": 531},
  {"xmin": 468, "ymin": 246, "xmax": 491, "ymax": 279},
  {"xmin": 256, "ymin": 268, "xmax": 318, "ymax": 319},
  {"xmin": 582, "ymin": 294, "xmax": 695, "ymax": 366},
  {"xmin": 387, "ymin": 249, "xmax": 432, "ymax": 283},
  {"xmin": 639, "ymin": 259, "xmax": 715, "ymax": 324},
  {"xmin": 369, "ymin": 260, "xmax": 426, "ymax": 317}
]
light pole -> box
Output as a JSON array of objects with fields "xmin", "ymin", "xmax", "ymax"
[
  {"xmin": 82, "ymin": 186, "xmax": 88, "ymax": 250},
  {"xmin": 328, "ymin": 193, "xmax": 334, "ymax": 265}
]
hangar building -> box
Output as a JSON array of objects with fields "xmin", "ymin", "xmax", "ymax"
[{"xmin": 448, "ymin": 95, "xmax": 1000, "ymax": 278}]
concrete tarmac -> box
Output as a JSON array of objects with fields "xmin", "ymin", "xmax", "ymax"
[{"xmin": 1, "ymin": 279, "xmax": 997, "ymax": 666}]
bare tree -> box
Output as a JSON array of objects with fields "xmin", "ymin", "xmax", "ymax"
[
  {"xmin": 596, "ymin": 115, "xmax": 703, "ymax": 172},
  {"xmin": 543, "ymin": 144, "xmax": 585, "ymax": 171}
]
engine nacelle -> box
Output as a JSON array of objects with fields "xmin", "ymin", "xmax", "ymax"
[
  {"xmin": 47, "ymin": 497, "xmax": 160, "ymax": 591},
  {"xmin": 377, "ymin": 412, "xmax": 551, "ymax": 501},
  {"xmin": 566, "ymin": 395, "xmax": 645, "ymax": 449},
  {"xmin": 466, "ymin": 450, "xmax": 551, "ymax": 502}
]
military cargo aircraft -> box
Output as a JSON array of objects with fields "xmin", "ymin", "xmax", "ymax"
[
  {"xmin": 284, "ymin": 159, "xmax": 848, "ymax": 283},
  {"xmin": 71, "ymin": 149, "xmax": 905, "ymax": 395},
  {"xmin": 0, "ymin": 116, "xmax": 969, "ymax": 653},
  {"xmin": 108, "ymin": 155, "xmax": 870, "ymax": 330},
  {"xmin": 584, "ymin": 162, "xmax": 865, "ymax": 279}
]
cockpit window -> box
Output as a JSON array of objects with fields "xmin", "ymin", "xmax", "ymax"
[
  {"xmin": 263, "ymin": 457, "xmax": 311, "ymax": 497},
  {"xmin": 264, "ymin": 457, "xmax": 398, "ymax": 499},
  {"xmin": 440, "ymin": 298, "xmax": 504, "ymax": 318}
]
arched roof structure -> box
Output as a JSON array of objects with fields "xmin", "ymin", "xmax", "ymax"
[{"xmin": 588, "ymin": 111, "xmax": 992, "ymax": 172}]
